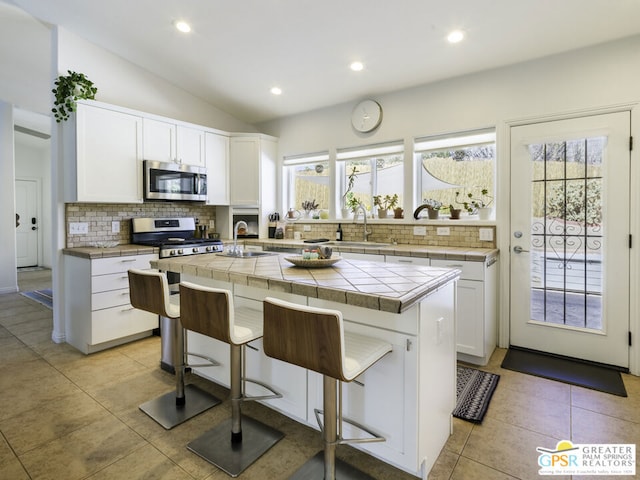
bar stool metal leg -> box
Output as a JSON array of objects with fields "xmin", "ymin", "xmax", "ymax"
[
  {"xmin": 289, "ymin": 375, "xmax": 374, "ymax": 480},
  {"xmin": 187, "ymin": 344, "xmax": 284, "ymax": 477},
  {"xmin": 139, "ymin": 316, "xmax": 221, "ymax": 430}
]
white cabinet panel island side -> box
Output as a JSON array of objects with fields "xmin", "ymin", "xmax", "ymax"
[{"xmin": 151, "ymin": 253, "xmax": 460, "ymax": 479}]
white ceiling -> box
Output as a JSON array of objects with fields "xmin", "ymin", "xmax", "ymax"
[{"xmin": 9, "ymin": 0, "xmax": 640, "ymax": 125}]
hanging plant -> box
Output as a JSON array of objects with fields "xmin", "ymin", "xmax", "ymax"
[{"xmin": 51, "ymin": 70, "xmax": 98, "ymax": 122}]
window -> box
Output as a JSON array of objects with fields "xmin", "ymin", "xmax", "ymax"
[
  {"xmin": 414, "ymin": 130, "xmax": 495, "ymax": 213},
  {"xmin": 337, "ymin": 141, "xmax": 404, "ymax": 214},
  {"xmin": 283, "ymin": 152, "xmax": 330, "ymax": 212}
]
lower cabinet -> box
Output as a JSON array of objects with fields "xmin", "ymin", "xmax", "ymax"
[
  {"xmin": 431, "ymin": 258, "xmax": 498, "ymax": 365},
  {"xmin": 64, "ymin": 253, "xmax": 158, "ymax": 354}
]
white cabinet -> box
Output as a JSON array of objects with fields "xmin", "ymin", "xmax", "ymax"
[
  {"xmin": 431, "ymin": 258, "xmax": 498, "ymax": 365},
  {"xmin": 339, "ymin": 252, "xmax": 385, "ymax": 262},
  {"xmin": 205, "ymin": 132, "xmax": 229, "ymax": 205},
  {"xmin": 229, "ymin": 135, "xmax": 277, "ymax": 206},
  {"xmin": 142, "ymin": 118, "xmax": 205, "ymax": 166},
  {"xmin": 64, "ymin": 253, "xmax": 158, "ymax": 354},
  {"xmin": 64, "ymin": 102, "xmax": 143, "ymax": 203}
]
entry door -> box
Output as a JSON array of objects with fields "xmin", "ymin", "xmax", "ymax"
[
  {"xmin": 15, "ymin": 179, "xmax": 39, "ymax": 267},
  {"xmin": 510, "ymin": 112, "xmax": 630, "ymax": 368}
]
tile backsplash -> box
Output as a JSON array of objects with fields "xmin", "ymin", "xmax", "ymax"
[
  {"xmin": 65, "ymin": 203, "xmax": 216, "ymax": 247},
  {"xmin": 284, "ymin": 221, "xmax": 496, "ymax": 248}
]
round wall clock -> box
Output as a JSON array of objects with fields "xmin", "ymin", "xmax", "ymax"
[{"xmin": 351, "ymin": 99, "xmax": 382, "ymax": 133}]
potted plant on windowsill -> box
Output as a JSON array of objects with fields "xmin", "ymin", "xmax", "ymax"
[
  {"xmin": 373, "ymin": 193, "xmax": 399, "ymax": 219},
  {"xmin": 423, "ymin": 198, "xmax": 442, "ymax": 219},
  {"xmin": 448, "ymin": 204, "xmax": 462, "ymax": 220},
  {"xmin": 301, "ymin": 199, "xmax": 319, "ymax": 219},
  {"xmin": 344, "ymin": 192, "xmax": 362, "ymax": 217},
  {"xmin": 51, "ymin": 70, "xmax": 98, "ymax": 122},
  {"xmin": 456, "ymin": 188, "xmax": 494, "ymax": 220}
]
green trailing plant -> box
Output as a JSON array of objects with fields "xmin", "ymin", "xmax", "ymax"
[
  {"xmin": 301, "ymin": 199, "xmax": 319, "ymax": 213},
  {"xmin": 423, "ymin": 198, "xmax": 442, "ymax": 210},
  {"xmin": 52, "ymin": 71, "xmax": 98, "ymax": 122},
  {"xmin": 341, "ymin": 166, "xmax": 359, "ymax": 209},
  {"xmin": 455, "ymin": 188, "xmax": 493, "ymax": 213}
]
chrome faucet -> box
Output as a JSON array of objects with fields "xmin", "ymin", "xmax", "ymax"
[
  {"xmin": 353, "ymin": 203, "xmax": 371, "ymax": 242},
  {"xmin": 233, "ymin": 221, "xmax": 248, "ymax": 255}
]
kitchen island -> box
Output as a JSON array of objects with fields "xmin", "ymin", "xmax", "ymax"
[{"xmin": 151, "ymin": 252, "xmax": 460, "ymax": 479}]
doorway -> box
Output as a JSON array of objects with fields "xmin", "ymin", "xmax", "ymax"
[
  {"xmin": 15, "ymin": 178, "xmax": 40, "ymax": 267},
  {"xmin": 510, "ymin": 112, "xmax": 631, "ymax": 368}
]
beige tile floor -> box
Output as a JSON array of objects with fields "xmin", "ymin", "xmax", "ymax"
[{"xmin": 2, "ymin": 269, "xmax": 639, "ymax": 479}]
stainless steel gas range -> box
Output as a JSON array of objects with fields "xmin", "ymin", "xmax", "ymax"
[{"xmin": 131, "ymin": 217, "xmax": 223, "ymax": 258}]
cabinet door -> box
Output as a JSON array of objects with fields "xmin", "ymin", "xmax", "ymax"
[
  {"xmin": 75, "ymin": 105, "xmax": 142, "ymax": 203},
  {"xmin": 456, "ymin": 279, "xmax": 485, "ymax": 356},
  {"xmin": 339, "ymin": 252, "xmax": 385, "ymax": 262},
  {"xmin": 176, "ymin": 125, "xmax": 205, "ymax": 166},
  {"xmin": 142, "ymin": 118, "xmax": 175, "ymax": 162},
  {"xmin": 205, "ymin": 132, "xmax": 229, "ymax": 205},
  {"xmin": 229, "ymin": 136, "xmax": 260, "ymax": 205}
]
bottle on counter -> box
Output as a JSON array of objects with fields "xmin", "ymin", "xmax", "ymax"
[{"xmin": 336, "ymin": 223, "xmax": 342, "ymax": 241}]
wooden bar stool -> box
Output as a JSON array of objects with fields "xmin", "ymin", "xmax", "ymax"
[
  {"xmin": 262, "ymin": 297, "xmax": 393, "ymax": 480},
  {"xmin": 127, "ymin": 269, "xmax": 221, "ymax": 429},
  {"xmin": 179, "ymin": 281, "xmax": 284, "ymax": 478}
]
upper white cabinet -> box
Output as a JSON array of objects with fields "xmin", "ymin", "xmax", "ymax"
[
  {"xmin": 229, "ymin": 135, "xmax": 276, "ymax": 207},
  {"xmin": 205, "ymin": 132, "xmax": 230, "ymax": 205},
  {"xmin": 142, "ymin": 118, "xmax": 205, "ymax": 166},
  {"xmin": 64, "ymin": 102, "xmax": 143, "ymax": 203}
]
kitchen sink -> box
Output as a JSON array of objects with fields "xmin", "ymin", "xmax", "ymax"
[{"xmin": 217, "ymin": 251, "xmax": 275, "ymax": 258}]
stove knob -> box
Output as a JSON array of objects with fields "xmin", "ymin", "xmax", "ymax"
[
  {"xmin": 205, "ymin": 246, "xmax": 213, "ymax": 252},
  {"xmin": 170, "ymin": 250, "xmax": 177, "ymax": 256},
  {"xmin": 177, "ymin": 249, "xmax": 184, "ymax": 255},
  {"xmin": 192, "ymin": 247, "xmax": 199, "ymax": 253}
]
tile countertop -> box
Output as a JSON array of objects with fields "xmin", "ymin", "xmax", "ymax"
[
  {"xmin": 62, "ymin": 244, "xmax": 158, "ymax": 259},
  {"xmin": 246, "ymin": 239, "xmax": 499, "ymax": 263},
  {"xmin": 150, "ymin": 253, "xmax": 461, "ymax": 314}
]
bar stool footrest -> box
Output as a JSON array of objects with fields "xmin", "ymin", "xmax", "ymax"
[
  {"xmin": 289, "ymin": 451, "xmax": 375, "ymax": 480},
  {"xmin": 187, "ymin": 416, "xmax": 283, "ymax": 478},
  {"xmin": 139, "ymin": 384, "xmax": 220, "ymax": 430}
]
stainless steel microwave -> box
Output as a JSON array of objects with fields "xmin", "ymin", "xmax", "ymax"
[{"xmin": 143, "ymin": 160, "xmax": 207, "ymax": 201}]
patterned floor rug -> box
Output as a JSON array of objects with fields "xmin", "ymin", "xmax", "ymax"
[
  {"xmin": 20, "ymin": 289, "xmax": 53, "ymax": 309},
  {"xmin": 453, "ymin": 366, "xmax": 500, "ymax": 423}
]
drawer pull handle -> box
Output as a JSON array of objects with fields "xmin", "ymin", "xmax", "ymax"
[
  {"xmin": 446, "ymin": 264, "xmax": 463, "ymax": 268},
  {"xmin": 121, "ymin": 259, "xmax": 137, "ymax": 263},
  {"xmin": 397, "ymin": 259, "xmax": 412, "ymax": 263}
]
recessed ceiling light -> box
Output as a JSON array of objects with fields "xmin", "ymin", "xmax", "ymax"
[
  {"xmin": 447, "ymin": 30, "xmax": 464, "ymax": 44},
  {"xmin": 350, "ymin": 61, "xmax": 364, "ymax": 72},
  {"xmin": 270, "ymin": 87, "xmax": 282, "ymax": 95},
  {"xmin": 175, "ymin": 21, "xmax": 191, "ymax": 33}
]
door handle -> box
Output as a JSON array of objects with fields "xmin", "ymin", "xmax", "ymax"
[
  {"xmin": 513, "ymin": 245, "xmax": 529, "ymax": 254},
  {"xmin": 31, "ymin": 226, "xmax": 37, "ymax": 230}
]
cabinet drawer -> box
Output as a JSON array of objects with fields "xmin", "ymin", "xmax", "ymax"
[
  {"xmin": 91, "ymin": 306, "xmax": 157, "ymax": 344},
  {"xmin": 92, "ymin": 272, "xmax": 131, "ymax": 293},
  {"xmin": 385, "ymin": 255, "xmax": 430, "ymax": 266},
  {"xmin": 92, "ymin": 288, "xmax": 130, "ymax": 310},
  {"xmin": 430, "ymin": 259, "xmax": 484, "ymax": 281},
  {"xmin": 92, "ymin": 254, "xmax": 157, "ymax": 276}
]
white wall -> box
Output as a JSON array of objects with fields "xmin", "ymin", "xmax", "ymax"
[
  {"xmin": 258, "ymin": 35, "xmax": 640, "ymax": 154},
  {"xmin": 0, "ymin": 103, "xmax": 18, "ymax": 293},
  {"xmin": 55, "ymin": 28, "xmax": 256, "ymax": 133}
]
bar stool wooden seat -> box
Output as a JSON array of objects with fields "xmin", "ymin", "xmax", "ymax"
[
  {"xmin": 262, "ymin": 297, "xmax": 393, "ymax": 480},
  {"xmin": 179, "ymin": 281, "xmax": 284, "ymax": 478},
  {"xmin": 127, "ymin": 269, "xmax": 221, "ymax": 429}
]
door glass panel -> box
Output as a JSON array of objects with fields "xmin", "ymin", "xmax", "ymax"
[{"xmin": 529, "ymin": 137, "xmax": 605, "ymax": 331}]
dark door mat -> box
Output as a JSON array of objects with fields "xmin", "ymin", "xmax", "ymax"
[
  {"xmin": 453, "ymin": 366, "xmax": 500, "ymax": 423},
  {"xmin": 501, "ymin": 347, "xmax": 627, "ymax": 397}
]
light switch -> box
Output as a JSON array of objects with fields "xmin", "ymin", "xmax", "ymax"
[
  {"xmin": 413, "ymin": 226, "xmax": 427, "ymax": 236},
  {"xmin": 111, "ymin": 221, "xmax": 120, "ymax": 233},
  {"xmin": 303, "ymin": 225, "xmax": 311, "ymax": 232},
  {"xmin": 479, "ymin": 228, "xmax": 494, "ymax": 241},
  {"xmin": 69, "ymin": 222, "xmax": 89, "ymax": 234},
  {"xmin": 437, "ymin": 227, "xmax": 450, "ymax": 236}
]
